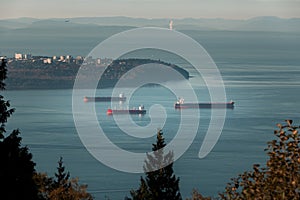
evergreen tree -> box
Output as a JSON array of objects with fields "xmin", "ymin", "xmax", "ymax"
[
  {"xmin": 54, "ymin": 156, "xmax": 71, "ymax": 189},
  {"xmin": 34, "ymin": 157, "xmax": 93, "ymax": 200},
  {"xmin": 0, "ymin": 58, "xmax": 14, "ymax": 138},
  {"xmin": 130, "ymin": 130, "xmax": 182, "ymax": 200},
  {"xmin": 0, "ymin": 58, "xmax": 40, "ymax": 199}
]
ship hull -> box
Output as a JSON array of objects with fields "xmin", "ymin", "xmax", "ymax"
[
  {"xmin": 107, "ymin": 109, "xmax": 146, "ymax": 115},
  {"xmin": 175, "ymin": 102, "xmax": 234, "ymax": 109},
  {"xmin": 84, "ymin": 96, "xmax": 126, "ymax": 102}
]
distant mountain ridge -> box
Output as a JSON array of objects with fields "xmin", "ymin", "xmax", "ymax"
[
  {"xmin": 1, "ymin": 16, "xmax": 300, "ymax": 32},
  {"xmin": 1, "ymin": 16, "xmax": 299, "ymax": 64}
]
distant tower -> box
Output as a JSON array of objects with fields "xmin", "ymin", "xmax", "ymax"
[{"xmin": 169, "ymin": 20, "xmax": 173, "ymax": 30}]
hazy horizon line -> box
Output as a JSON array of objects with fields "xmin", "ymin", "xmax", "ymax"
[{"xmin": 1, "ymin": 15, "xmax": 300, "ymax": 21}]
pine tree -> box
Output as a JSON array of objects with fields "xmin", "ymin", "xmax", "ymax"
[
  {"xmin": 50, "ymin": 157, "xmax": 93, "ymax": 200},
  {"xmin": 0, "ymin": 58, "xmax": 14, "ymax": 139},
  {"xmin": 34, "ymin": 157, "xmax": 93, "ymax": 200},
  {"xmin": 130, "ymin": 130, "xmax": 182, "ymax": 200},
  {"xmin": 54, "ymin": 156, "xmax": 71, "ymax": 189},
  {"xmin": 0, "ymin": 58, "xmax": 40, "ymax": 199}
]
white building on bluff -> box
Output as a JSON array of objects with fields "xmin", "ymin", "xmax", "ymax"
[
  {"xmin": 15, "ymin": 53, "xmax": 32, "ymax": 60},
  {"xmin": 43, "ymin": 58, "xmax": 52, "ymax": 64},
  {"xmin": 15, "ymin": 53, "xmax": 23, "ymax": 60}
]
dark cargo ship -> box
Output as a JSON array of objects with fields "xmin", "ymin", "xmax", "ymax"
[
  {"xmin": 174, "ymin": 98, "xmax": 234, "ymax": 109},
  {"xmin": 107, "ymin": 105, "xmax": 146, "ymax": 115},
  {"xmin": 84, "ymin": 93, "xmax": 126, "ymax": 102}
]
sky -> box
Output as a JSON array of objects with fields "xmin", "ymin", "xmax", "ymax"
[{"xmin": 1, "ymin": 0, "xmax": 300, "ymax": 20}]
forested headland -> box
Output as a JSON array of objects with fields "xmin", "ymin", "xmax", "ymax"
[{"xmin": 6, "ymin": 58, "xmax": 189, "ymax": 89}]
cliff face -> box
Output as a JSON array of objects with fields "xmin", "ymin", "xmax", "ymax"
[{"xmin": 6, "ymin": 58, "xmax": 189, "ymax": 89}]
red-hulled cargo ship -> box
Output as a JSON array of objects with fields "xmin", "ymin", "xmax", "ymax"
[
  {"xmin": 174, "ymin": 98, "xmax": 234, "ymax": 109},
  {"xmin": 107, "ymin": 105, "xmax": 146, "ymax": 115},
  {"xmin": 84, "ymin": 93, "xmax": 126, "ymax": 102}
]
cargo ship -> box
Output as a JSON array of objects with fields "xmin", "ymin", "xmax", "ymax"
[
  {"xmin": 174, "ymin": 98, "xmax": 234, "ymax": 109},
  {"xmin": 84, "ymin": 93, "xmax": 126, "ymax": 102},
  {"xmin": 107, "ymin": 105, "xmax": 146, "ymax": 115}
]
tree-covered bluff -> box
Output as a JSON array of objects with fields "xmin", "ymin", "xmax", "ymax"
[{"xmin": 6, "ymin": 58, "xmax": 189, "ymax": 89}]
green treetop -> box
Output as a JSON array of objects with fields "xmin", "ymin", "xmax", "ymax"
[{"xmin": 130, "ymin": 129, "xmax": 182, "ymax": 200}]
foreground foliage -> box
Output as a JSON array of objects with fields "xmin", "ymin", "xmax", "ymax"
[
  {"xmin": 130, "ymin": 130, "xmax": 182, "ymax": 200},
  {"xmin": 34, "ymin": 157, "xmax": 93, "ymax": 200},
  {"xmin": 1, "ymin": 58, "xmax": 93, "ymax": 199},
  {"xmin": 0, "ymin": 58, "xmax": 40, "ymax": 199},
  {"xmin": 190, "ymin": 120, "xmax": 300, "ymax": 200},
  {"xmin": 186, "ymin": 189, "xmax": 212, "ymax": 200},
  {"xmin": 218, "ymin": 120, "xmax": 300, "ymax": 199}
]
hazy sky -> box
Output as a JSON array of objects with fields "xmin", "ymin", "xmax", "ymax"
[{"xmin": 1, "ymin": 0, "xmax": 300, "ymax": 19}]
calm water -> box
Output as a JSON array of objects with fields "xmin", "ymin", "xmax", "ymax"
[{"xmin": 4, "ymin": 62, "xmax": 300, "ymax": 199}]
